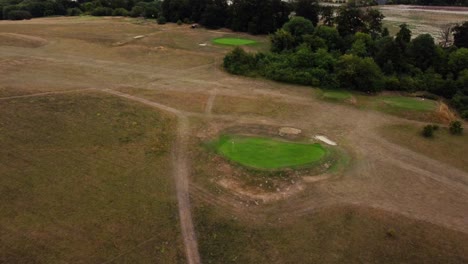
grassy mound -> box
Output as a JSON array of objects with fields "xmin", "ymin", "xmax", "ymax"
[
  {"xmin": 380, "ymin": 96, "xmax": 437, "ymax": 111},
  {"xmin": 213, "ymin": 135, "xmax": 327, "ymax": 169},
  {"xmin": 212, "ymin": 37, "xmax": 257, "ymax": 46}
]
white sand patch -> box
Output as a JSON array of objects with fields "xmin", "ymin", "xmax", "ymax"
[
  {"xmin": 314, "ymin": 135, "xmax": 337, "ymax": 146},
  {"xmin": 133, "ymin": 35, "xmax": 145, "ymax": 39}
]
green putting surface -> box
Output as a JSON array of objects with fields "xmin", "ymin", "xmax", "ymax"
[
  {"xmin": 212, "ymin": 37, "xmax": 257, "ymax": 46},
  {"xmin": 214, "ymin": 135, "xmax": 327, "ymax": 169},
  {"xmin": 380, "ymin": 96, "xmax": 437, "ymax": 111}
]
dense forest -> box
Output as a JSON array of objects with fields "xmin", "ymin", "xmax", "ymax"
[{"xmin": 224, "ymin": 7, "xmax": 468, "ymax": 118}]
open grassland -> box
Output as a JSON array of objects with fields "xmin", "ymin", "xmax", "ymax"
[
  {"xmin": 212, "ymin": 135, "xmax": 327, "ymax": 170},
  {"xmin": 195, "ymin": 203, "xmax": 468, "ymax": 264},
  {"xmin": 380, "ymin": 124, "xmax": 468, "ymax": 172},
  {"xmin": 0, "ymin": 93, "xmax": 184, "ymax": 263},
  {"xmin": 379, "ymin": 6, "xmax": 468, "ymax": 40},
  {"xmin": 212, "ymin": 95, "xmax": 304, "ymax": 119},
  {"xmin": 1, "ymin": 17, "xmax": 468, "ymax": 264}
]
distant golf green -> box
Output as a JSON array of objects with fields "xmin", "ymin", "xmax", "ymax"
[
  {"xmin": 214, "ymin": 135, "xmax": 327, "ymax": 169},
  {"xmin": 212, "ymin": 37, "xmax": 257, "ymax": 46},
  {"xmin": 322, "ymin": 90, "xmax": 352, "ymax": 101},
  {"xmin": 380, "ymin": 96, "xmax": 437, "ymax": 111}
]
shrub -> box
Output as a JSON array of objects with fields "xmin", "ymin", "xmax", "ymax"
[
  {"xmin": 384, "ymin": 76, "xmax": 401, "ymax": 91},
  {"xmin": 177, "ymin": 19, "xmax": 182, "ymax": 25},
  {"xmin": 7, "ymin": 10, "xmax": 32, "ymax": 20},
  {"xmin": 431, "ymin": 124, "xmax": 439, "ymax": 131},
  {"xmin": 461, "ymin": 110, "xmax": 468, "ymax": 119},
  {"xmin": 422, "ymin": 125, "xmax": 434, "ymax": 138},
  {"xmin": 91, "ymin": 7, "xmax": 112, "ymax": 16},
  {"xmin": 449, "ymin": 121, "xmax": 463, "ymax": 135},
  {"xmin": 157, "ymin": 16, "xmax": 166, "ymax": 24},
  {"xmin": 67, "ymin": 8, "xmax": 82, "ymax": 16},
  {"xmin": 130, "ymin": 6, "xmax": 144, "ymax": 17},
  {"xmin": 386, "ymin": 228, "xmax": 396, "ymax": 239},
  {"xmin": 112, "ymin": 8, "xmax": 128, "ymax": 17},
  {"xmin": 224, "ymin": 47, "xmax": 257, "ymax": 76}
]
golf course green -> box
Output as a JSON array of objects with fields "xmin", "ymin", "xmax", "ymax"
[
  {"xmin": 212, "ymin": 37, "xmax": 257, "ymax": 46},
  {"xmin": 213, "ymin": 135, "xmax": 327, "ymax": 169}
]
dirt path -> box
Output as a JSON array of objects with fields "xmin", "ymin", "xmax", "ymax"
[
  {"xmin": 0, "ymin": 88, "xmax": 94, "ymax": 100},
  {"xmin": 204, "ymin": 89, "xmax": 217, "ymax": 115},
  {"xmin": 100, "ymin": 89, "xmax": 201, "ymax": 264},
  {"xmin": 173, "ymin": 116, "xmax": 201, "ymax": 264}
]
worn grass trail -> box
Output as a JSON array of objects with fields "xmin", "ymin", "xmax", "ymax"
[{"xmin": 101, "ymin": 89, "xmax": 201, "ymax": 264}]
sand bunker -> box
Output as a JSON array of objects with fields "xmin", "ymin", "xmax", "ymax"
[
  {"xmin": 314, "ymin": 135, "xmax": 337, "ymax": 146},
  {"xmin": 0, "ymin": 33, "xmax": 48, "ymax": 48}
]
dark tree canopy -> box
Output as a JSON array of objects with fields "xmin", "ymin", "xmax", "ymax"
[
  {"xmin": 408, "ymin": 34, "xmax": 437, "ymax": 71},
  {"xmin": 336, "ymin": 6, "xmax": 365, "ymax": 37},
  {"xmin": 453, "ymin": 22, "xmax": 468, "ymax": 48},
  {"xmin": 294, "ymin": 0, "xmax": 319, "ymax": 26}
]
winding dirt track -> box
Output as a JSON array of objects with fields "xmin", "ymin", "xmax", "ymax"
[{"xmin": 101, "ymin": 90, "xmax": 201, "ymax": 264}]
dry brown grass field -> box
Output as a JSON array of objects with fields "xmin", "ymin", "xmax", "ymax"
[
  {"xmin": 0, "ymin": 16, "xmax": 467, "ymax": 264},
  {"xmin": 379, "ymin": 6, "xmax": 468, "ymax": 40}
]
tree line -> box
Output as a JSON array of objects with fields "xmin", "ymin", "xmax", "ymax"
[
  {"xmin": 0, "ymin": 0, "xmax": 291, "ymax": 31},
  {"xmin": 224, "ymin": 6, "xmax": 468, "ymax": 118},
  {"xmin": 386, "ymin": 0, "xmax": 468, "ymax": 7}
]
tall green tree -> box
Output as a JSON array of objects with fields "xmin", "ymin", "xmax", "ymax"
[
  {"xmin": 408, "ymin": 34, "xmax": 436, "ymax": 71},
  {"xmin": 395, "ymin": 23, "xmax": 412, "ymax": 49},
  {"xmin": 453, "ymin": 22, "xmax": 468, "ymax": 48},
  {"xmin": 364, "ymin": 8, "xmax": 384, "ymax": 38},
  {"xmin": 320, "ymin": 6, "xmax": 334, "ymax": 26},
  {"xmin": 200, "ymin": 0, "xmax": 227, "ymax": 29},
  {"xmin": 336, "ymin": 6, "xmax": 365, "ymax": 37},
  {"xmin": 336, "ymin": 54, "xmax": 383, "ymax": 93},
  {"xmin": 294, "ymin": 0, "xmax": 319, "ymax": 26}
]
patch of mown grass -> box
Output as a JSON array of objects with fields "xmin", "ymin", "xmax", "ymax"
[
  {"xmin": 212, "ymin": 135, "xmax": 327, "ymax": 170},
  {"xmin": 212, "ymin": 37, "xmax": 257, "ymax": 46},
  {"xmin": 195, "ymin": 203, "xmax": 468, "ymax": 264},
  {"xmin": 379, "ymin": 96, "xmax": 437, "ymax": 111},
  {"xmin": 353, "ymin": 94, "xmax": 440, "ymax": 122},
  {"xmin": 0, "ymin": 93, "xmax": 185, "ymax": 263},
  {"xmin": 322, "ymin": 90, "xmax": 353, "ymax": 101}
]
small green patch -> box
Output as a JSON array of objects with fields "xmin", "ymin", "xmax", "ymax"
[
  {"xmin": 379, "ymin": 96, "xmax": 437, "ymax": 111},
  {"xmin": 212, "ymin": 135, "xmax": 327, "ymax": 169},
  {"xmin": 322, "ymin": 90, "xmax": 352, "ymax": 101},
  {"xmin": 212, "ymin": 37, "xmax": 257, "ymax": 46}
]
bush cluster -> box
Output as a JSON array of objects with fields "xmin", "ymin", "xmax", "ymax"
[
  {"xmin": 7, "ymin": 10, "xmax": 31, "ymax": 20},
  {"xmin": 223, "ymin": 9, "xmax": 468, "ymax": 118}
]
